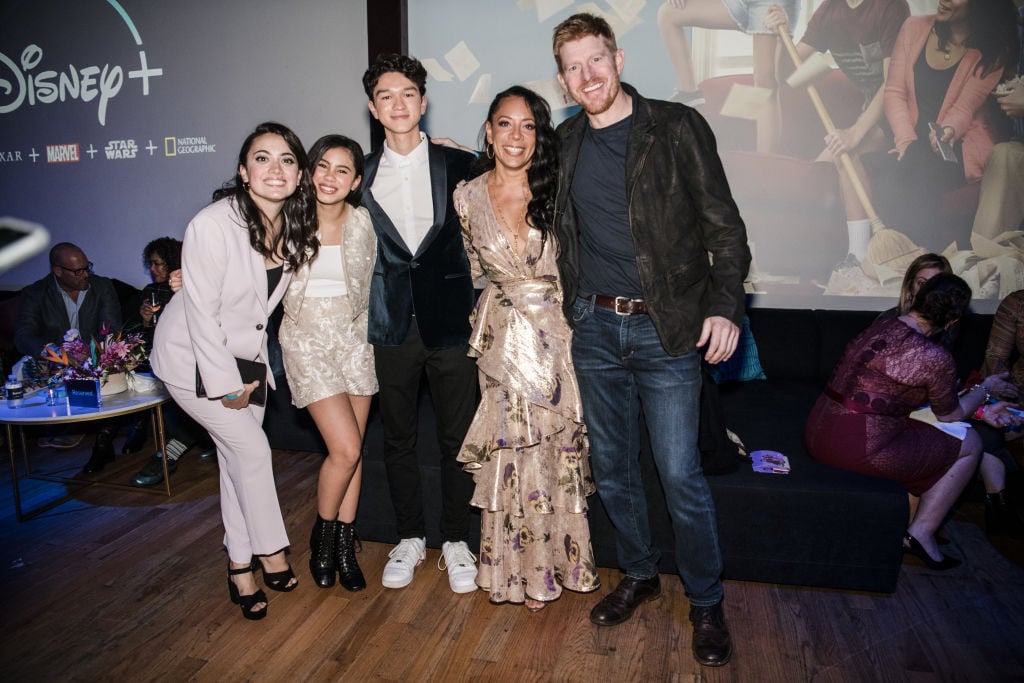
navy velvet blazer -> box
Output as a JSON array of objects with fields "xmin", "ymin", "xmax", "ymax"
[{"xmin": 362, "ymin": 142, "xmax": 476, "ymax": 349}]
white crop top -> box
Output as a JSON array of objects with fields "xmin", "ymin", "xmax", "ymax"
[{"xmin": 305, "ymin": 244, "xmax": 348, "ymax": 297}]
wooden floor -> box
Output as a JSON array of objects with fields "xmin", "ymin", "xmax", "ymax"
[{"xmin": 2, "ymin": 437, "xmax": 1024, "ymax": 682}]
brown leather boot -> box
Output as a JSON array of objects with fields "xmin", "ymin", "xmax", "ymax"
[{"xmin": 690, "ymin": 601, "xmax": 732, "ymax": 667}]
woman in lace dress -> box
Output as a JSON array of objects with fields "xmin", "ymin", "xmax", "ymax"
[
  {"xmin": 454, "ymin": 86, "xmax": 599, "ymax": 611},
  {"xmin": 279, "ymin": 135, "xmax": 377, "ymax": 593},
  {"xmin": 805, "ymin": 273, "xmax": 1020, "ymax": 569}
]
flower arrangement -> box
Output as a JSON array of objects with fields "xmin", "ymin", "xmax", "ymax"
[{"xmin": 40, "ymin": 327, "xmax": 148, "ymax": 383}]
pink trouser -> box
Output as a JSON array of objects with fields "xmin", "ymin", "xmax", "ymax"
[{"xmin": 164, "ymin": 382, "xmax": 289, "ymax": 563}]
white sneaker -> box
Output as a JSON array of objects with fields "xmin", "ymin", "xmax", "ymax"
[
  {"xmin": 382, "ymin": 537, "xmax": 426, "ymax": 589},
  {"xmin": 439, "ymin": 541, "xmax": 478, "ymax": 594}
]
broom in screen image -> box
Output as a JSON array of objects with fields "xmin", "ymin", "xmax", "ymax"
[{"xmin": 775, "ymin": 24, "xmax": 923, "ymax": 282}]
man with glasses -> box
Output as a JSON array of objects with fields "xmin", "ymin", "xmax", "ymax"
[{"xmin": 15, "ymin": 242, "xmax": 122, "ymax": 465}]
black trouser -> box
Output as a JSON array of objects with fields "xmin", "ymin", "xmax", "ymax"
[{"xmin": 374, "ymin": 318, "xmax": 478, "ymax": 543}]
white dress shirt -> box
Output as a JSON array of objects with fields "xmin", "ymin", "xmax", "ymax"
[
  {"xmin": 371, "ymin": 132, "xmax": 433, "ymax": 255},
  {"xmin": 56, "ymin": 275, "xmax": 87, "ymax": 332}
]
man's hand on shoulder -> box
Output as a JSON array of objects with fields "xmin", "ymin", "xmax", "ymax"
[{"xmin": 698, "ymin": 315, "xmax": 739, "ymax": 364}]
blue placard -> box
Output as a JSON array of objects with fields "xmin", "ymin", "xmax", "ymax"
[{"xmin": 65, "ymin": 379, "xmax": 102, "ymax": 408}]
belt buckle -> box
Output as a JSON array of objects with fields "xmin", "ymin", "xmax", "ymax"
[{"xmin": 614, "ymin": 296, "xmax": 632, "ymax": 315}]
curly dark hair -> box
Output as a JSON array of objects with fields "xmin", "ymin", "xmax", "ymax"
[
  {"xmin": 934, "ymin": 0, "xmax": 1019, "ymax": 77},
  {"xmin": 142, "ymin": 237, "xmax": 182, "ymax": 272},
  {"xmin": 362, "ymin": 53, "xmax": 427, "ymax": 100},
  {"xmin": 909, "ymin": 272, "xmax": 972, "ymax": 331},
  {"xmin": 474, "ymin": 86, "xmax": 558, "ymax": 253},
  {"xmin": 307, "ymin": 134, "xmax": 366, "ymax": 206},
  {"xmin": 212, "ymin": 122, "xmax": 318, "ymax": 270}
]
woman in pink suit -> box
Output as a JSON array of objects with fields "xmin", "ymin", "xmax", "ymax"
[
  {"xmin": 151, "ymin": 122, "xmax": 319, "ymax": 620},
  {"xmin": 866, "ymin": 0, "xmax": 1018, "ymax": 249}
]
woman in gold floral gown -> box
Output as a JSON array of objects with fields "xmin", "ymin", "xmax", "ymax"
[{"xmin": 453, "ymin": 86, "xmax": 598, "ymax": 611}]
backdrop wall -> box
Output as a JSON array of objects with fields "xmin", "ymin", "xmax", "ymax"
[
  {"xmin": 2, "ymin": 0, "xmax": 1019, "ymax": 313},
  {"xmin": 0, "ymin": 0, "xmax": 370, "ymax": 289},
  {"xmin": 409, "ymin": 0, "xmax": 1023, "ymax": 312}
]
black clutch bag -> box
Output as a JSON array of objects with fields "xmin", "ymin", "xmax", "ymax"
[{"xmin": 196, "ymin": 358, "xmax": 267, "ymax": 406}]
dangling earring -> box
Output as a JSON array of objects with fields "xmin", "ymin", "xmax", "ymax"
[
  {"xmin": 486, "ymin": 143, "xmax": 494, "ymax": 160},
  {"xmin": 242, "ymin": 181, "xmax": 251, "ymax": 192}
]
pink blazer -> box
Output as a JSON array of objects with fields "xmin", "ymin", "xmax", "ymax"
[
  {"xmin": 151, "ymin": 198, "xmax": 290, "ymax": 396},
  {"xmin": 884, "ymin": 15, "xmax": 1001, "ymax": 181}
]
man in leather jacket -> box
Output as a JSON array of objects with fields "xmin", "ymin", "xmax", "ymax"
[{"xmin": 551, "ymin": 13, "xmax": 750, "ymax": 668}]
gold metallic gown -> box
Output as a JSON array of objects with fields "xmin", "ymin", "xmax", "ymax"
[{"xmin": 454, "ymin": 173, "xmax": 598, "ymax": 605}]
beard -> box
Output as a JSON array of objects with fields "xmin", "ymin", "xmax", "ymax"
[{"xmin": 573, "ymin": 77, "xmax": 621, "ymax": 117}]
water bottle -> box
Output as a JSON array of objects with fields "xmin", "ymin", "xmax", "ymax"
[{"xmin": 5, "ymin": 374, "xmax": 24, "ymax": 408}]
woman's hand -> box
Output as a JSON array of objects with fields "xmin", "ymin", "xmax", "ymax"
[
  {"xmin": 888, "ymin": 139, "xmax": 913, "ymax": 161},
  {"xmin": 139, "ymin": 300, "xmax": 156, "ymax": 326},
  {"xmin": 169, "ymin": 269, "xmax": 182, "ymax": 293},
  {"xmin": 430, "ymin": 137, "xmax": 476, "ymax": 154},
  {"xmin": 984, "ymin": 372, "xmax": 1019, "ymax": 401},
  {"xmin": 763, "ymin": 4, "xmax": 789, "ymax": 32},
  {"xmin": 927, "ymin": 124, "xmax": 955, "ymax": 155},
  {"xmin": 980, "ymin": 401, "xmax": 1024, "ymax": 430},
  {"xmin": 996, "ymin": 83, "xmax": 1024, "ymax": 118},
  {"xmin": 221, "ymin": 380, "xmax": 260, "ymax": 409},
  {"xmin": 824, "ymin": 127, "xmax": 863, "ymax": 158}
]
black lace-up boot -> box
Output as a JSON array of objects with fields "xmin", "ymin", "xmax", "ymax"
[
  {"xmin": 309, "ymin": 515, "xmax": 338, "ymax": 588},
  {"xmin": 335, "ymin": 521, "xmax": 366, "ymax": 592}
]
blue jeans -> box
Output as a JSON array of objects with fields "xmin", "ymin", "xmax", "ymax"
[{"xmin": 571, "ymin": 297, "xmax": 724, "ymax": 606}]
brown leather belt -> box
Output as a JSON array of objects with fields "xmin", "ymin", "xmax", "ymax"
[{"xmin": 593, "ymin": 295, "xmax": 648, "ymax": 315}]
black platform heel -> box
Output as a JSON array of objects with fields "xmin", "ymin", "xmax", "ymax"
[
  {"xmin": 228, "ymin": 561, "xmax": 268, "ymax": 620},
  {"xmin": 257, "ymin": 552, "xmax": 298, "ymax": 592},
  {"xmin": 903, "ymin": 532, "xmax": 961, "ymax": 570}
]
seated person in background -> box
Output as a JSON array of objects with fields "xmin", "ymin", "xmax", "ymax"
[
  {"xmin": 983, "ymin": 290, "xmax": 1024, "ymax": 395},
  {"xmin": 977, "ymin": 288, "xmax": 1024, "ymax": 537},
  {"xmin": 14, "ymin": 242, "xmax": 121, "ymax": 361},
  {"xmin": 14, "ymin": 242, "xmax": 122, "ymax": 471},
  {"xmin": 970, "ymin": 4, "xmax": 1024, "ymax": 249},
  {"xmin": 764, "ymin": 0, "xmax": 910, "ymax": 269},
  {"xmin": 136, "ymin": 237, "xmax": 180, "ymax": 342},
  {"xmin": 129, "ymin": 238, "xmax": 215, "ymax": 488},
  {"xmin": 120, "ymin": 237, "xmax": 181, "ymax": 454},
  {"xmin": 805, "ymin": 273, "xmax": 1021, "ymax": 569},
  {"xmin": 877, "ymin": 252, "xmax": 951, "ymax": 320},
  {"xmin": 863, "ymin": 0, "xmax": 1018, "ymax": 251},
  {"xmin": 879, "ymin": 256, "xmax": 1022, "ymax": 536}
]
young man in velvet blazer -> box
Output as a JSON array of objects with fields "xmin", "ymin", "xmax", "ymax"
[{"xmin": 361, "ymin": 53, "xmax": 479, "ymax": 594}]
